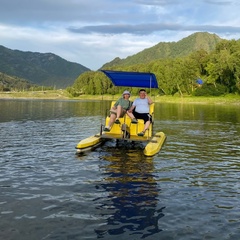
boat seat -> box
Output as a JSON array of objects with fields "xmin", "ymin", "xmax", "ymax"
[{"xmin": 105, "ymin": 101, "xmax": 154, "ymax": 137}]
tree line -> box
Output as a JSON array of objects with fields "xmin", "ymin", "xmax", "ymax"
[{"xmin": 67, "ymin": 39, "xmax": 240, "ymax": 97}]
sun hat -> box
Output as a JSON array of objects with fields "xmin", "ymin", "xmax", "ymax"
[{"xmin": 122, "ymin": 90, "xmax": 131, "ymax": 96}]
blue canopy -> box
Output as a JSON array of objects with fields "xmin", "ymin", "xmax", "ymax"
[{"xmin": 101, "ymin": 70, "xmax": 158, "ymax": 89}]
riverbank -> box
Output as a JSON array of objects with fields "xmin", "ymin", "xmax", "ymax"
[
  {"xmin": 0, "ymin": 90, "xmax": 70, "ymax": 99},
  {"xmin": 0, "ymin": 90, "xmax": 240, "ymax": 105}
]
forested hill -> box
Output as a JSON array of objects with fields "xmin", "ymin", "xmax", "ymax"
[
  {"xmin": 101, "ymin": 32, "xmax": 222, "ymax": 68},
  {"xmin": 0, "ymin": 45, "xmax": 90, "ymax": 88},
  {"xmin": 0, "ymin": 72, "xmax": 38, "ymax": 91}
]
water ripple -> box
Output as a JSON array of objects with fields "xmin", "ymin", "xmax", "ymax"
[{"xmin": 0, "ymin": 100, "xmax": 240, "ymax": 239}]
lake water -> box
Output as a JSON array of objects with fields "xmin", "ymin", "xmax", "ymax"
[{"xmin": 0, "ymin": 99, "xmax": 240, "ymax": 240}]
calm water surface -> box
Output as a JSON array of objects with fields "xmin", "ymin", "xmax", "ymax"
[{"xmin": 0, "ymin": 99, "xmax": 239, "ymax": 240}]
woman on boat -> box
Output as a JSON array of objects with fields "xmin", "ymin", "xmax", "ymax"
[
  {"xmin": 127, "ymin": 89, "xmax": 153, "ymax": 136},
  {"xmin": 104, "ymin": 90, "xmax": 132, "ymax": 132}
]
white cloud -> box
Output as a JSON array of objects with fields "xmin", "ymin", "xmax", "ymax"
[{"xmin": 1, "ymin": 0, "xmax": 240, "ymax": 70}]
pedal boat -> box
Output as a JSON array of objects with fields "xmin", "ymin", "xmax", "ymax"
[{"xmin": 76, "ymin": 70, "xmax": 166, "ymax": 156}]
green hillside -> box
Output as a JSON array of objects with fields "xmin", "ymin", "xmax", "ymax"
[
  {"xmin": 0, "ymin": 72, "xmax": 38, "ymax": 91},
  {"xmin": 0, "ymin": 45, "xmax": 90, "ymax": 88},
  {"xmin": 101, "ymin": 32, "xmax": 222, "ymax": 68},
  {"xmin": 69, "ymin": 32, "xmax": 240, "ymax": 97},
  {"xmin": 0, "ymin": 32, "xmax": 226, "ymax": 91}
]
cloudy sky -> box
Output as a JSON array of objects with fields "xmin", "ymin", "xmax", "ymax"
[{"xmin": 1, "ymin": 0, "xmax": 240, "ymax": 70}]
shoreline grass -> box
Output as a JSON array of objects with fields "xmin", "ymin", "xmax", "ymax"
[{"xmin": 0, "ymin": 90, "xmax": 239, "ymax": 105}]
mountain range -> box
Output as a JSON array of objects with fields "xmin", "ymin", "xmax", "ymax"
[
  {"xmin": 101, "ymin": 32, "xmax": 222, "ymax": 68},
  {"xmin": 0, "ymin": 45, "xmax": 90, "ymax": 89},
  {"xmin": 0, "ymin": 32, "xmax": 224, "ymax": 90}
]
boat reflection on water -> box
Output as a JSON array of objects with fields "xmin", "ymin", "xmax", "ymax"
[{"xmin": 94, "ymin": 147, "xmax": 165, "ymax": 238}]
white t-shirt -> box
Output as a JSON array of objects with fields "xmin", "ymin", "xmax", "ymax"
[{"xmin": 133, "ymin": 98, "xmax": 149, "ymax": 113}]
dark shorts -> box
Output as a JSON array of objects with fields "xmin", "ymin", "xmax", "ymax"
[{"xmin": 133, "ymin": 111, "xmax": 152, "ymax": 124}]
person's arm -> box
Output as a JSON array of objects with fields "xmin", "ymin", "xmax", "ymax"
[
  {"xmin": 126, "ymin": 101, "xmax": 133, "ymax": 110},
  {"xmin": 127, "ymin": 104, "xmax": 135, "ymax": 113},
  {"xmin": 145, "ymin": 93, "xmax": 153, "ymax": 104}
]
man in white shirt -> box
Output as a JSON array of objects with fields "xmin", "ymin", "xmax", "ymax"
[{"xmin": 127, "ymin": 89, "xmax": 153, "ymax": 136}]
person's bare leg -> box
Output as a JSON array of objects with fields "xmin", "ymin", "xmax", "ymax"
[
  {"xmin": 126, "ymin": 111, "xmax": 134, "ymax": 119},
  {"xmin": 143, "ymin": 120, "xmax": 150, "ymax": 132},
  {"xmin": 107, "ymin": 113, "xmax": 116, "ymax": 128},
  {"xmin": 127, "ymin": 111, "xmax": 137, "ymax": 123},
  {"xmin": 116, "ymin": 105, "xmax": 123, "ymax": 119}
]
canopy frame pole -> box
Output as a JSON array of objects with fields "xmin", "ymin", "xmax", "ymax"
[{"xmin": 150, "ymin": 74, "xmax": 152, "ymax": 95}]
